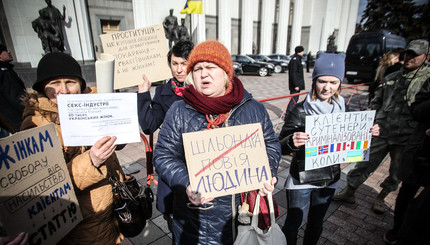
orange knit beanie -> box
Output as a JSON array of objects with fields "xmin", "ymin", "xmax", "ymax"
[{"xmin": 186, "ymin": 40, "xmax": 233, "ymax": 82}]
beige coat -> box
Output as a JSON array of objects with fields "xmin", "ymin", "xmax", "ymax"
[{"xmin": 21, "ymin": 88, "xmax": 124, "ymax": 245}]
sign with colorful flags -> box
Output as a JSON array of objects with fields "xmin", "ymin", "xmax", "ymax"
[
  {"xmin": 180, "ymin": 0, "xmax": 203, "ymax": 14},
  {"xmin": 304, "ymin": 110, "xmax": 376, "ymax": 170}
]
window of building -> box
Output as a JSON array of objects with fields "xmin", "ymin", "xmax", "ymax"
[{"xmin": 101, "ymin": 20, "xmax": 120, "ymax": 34}]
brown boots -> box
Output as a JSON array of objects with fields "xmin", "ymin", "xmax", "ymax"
[
  {"xmin": 333, "ymin": 185, "xmax": 356, "ymax": 204},
  {"xmin": 372, "ymin": 189, "xmax": 389, "ymax": 214}
]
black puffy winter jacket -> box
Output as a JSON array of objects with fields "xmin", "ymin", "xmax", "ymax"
[{"xmin": 153, "ymin": 89, "xmax": 281, "ymax": 245}]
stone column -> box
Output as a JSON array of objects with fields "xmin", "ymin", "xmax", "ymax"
[
  {"xmin": 72, "ymin": 0, "xmax": 95, "ymax": 61},
  {"xmin": 337, "ymin": 0, "xmax": 350, "ymax": 52},
  {"xmin": 191, "ymin": 9, "xmax": 206, "ymax": 44},
  {"xmin": 133, "ymin": 0, "xmax": 154, "ymax": 28},
  {"xmin": 344, "ymin": 0, "xmax": 359, "ymax": 51},
  {"xmin": 260, "ymin": 0, "xmax": 275, "ymax": 54},
  {"xmin": 240, "ymin": 0, "xmax": 253, "ymax": 54},
  {"xmin": 218, "ymin": 0, "xmax": 232, "ymax": 51},
  {"xmin": 290, "ymin": 0, "xmax": 304, "ymax": 53},
  {"xmin": 276, "ymin": 0, "xmax": 290, "ymax": 54}
]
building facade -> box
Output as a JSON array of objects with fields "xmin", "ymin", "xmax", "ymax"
[{"xmin": 0, "ymin": 0, "xmax": 359, "ymax": 67}]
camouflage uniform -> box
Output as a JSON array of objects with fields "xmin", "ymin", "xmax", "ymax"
[{"xmin": 346, "ymin": 64, "xmax": 430, "ymax": 192}]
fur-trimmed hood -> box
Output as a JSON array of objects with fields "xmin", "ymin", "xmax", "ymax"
[
  {"xmin": 21, "ymin": 88, "xmax": 60, "ymax": 125},
  {"xmin": 21, "ymin": 87, "xmax": 95, "ymax": 127}
]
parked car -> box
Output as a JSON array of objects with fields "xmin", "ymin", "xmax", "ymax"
[
  {"xmin": 247, "ymin": 54, "xmax": 288, "ymax": 73},
  {"xmin": 231, "ymin": 55, "xmax": 274, "ymax": 77},
  {"xmin": 267, "ymin": 54, "xmax": 291, "ymax": 65},
  {"xmin": 233, "ymin": 62, "xmax": 243, "ymax": 76}
]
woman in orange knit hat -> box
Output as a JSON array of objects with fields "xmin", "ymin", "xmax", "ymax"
[{"xmin": 153, "ymin": 40, "xmax": 281, "ymax": 244}]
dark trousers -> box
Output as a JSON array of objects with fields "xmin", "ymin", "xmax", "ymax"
[
  {"xmin": 392, "ymin": 181, "xmax": 420, "ymax": 234},
  {"xmin": 347, "ymin": 137, "xmax": 402, "ymax": 192},
  {"xmin": 282, "ymin": 188, "xmax": 335, "ymax": 245}
]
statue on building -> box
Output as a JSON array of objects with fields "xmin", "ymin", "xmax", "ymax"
[
  {"xmin": 177, "ymin": 18, "xmax": 190, "ymax": 41},
  {"xmin": 32, "ymin": 0, "xmax": 66, "ymax": 53},
  {"xmin": 326, "ymin": 31, "xmax": 337, "ymax": 53},
  {"xmin": 163, "ymin": 9, "xmax": 179, "ymax": 48}
]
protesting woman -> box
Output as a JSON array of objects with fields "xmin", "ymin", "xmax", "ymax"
[
  {"xmin": 21, "ymin": 52, "xmax": 124, "ymax": 245},
  {"xmin": 279, "ymin": 53, "xmax": 380, "ymax": 245},
  {"xmin": 368, "ymin": 51, "xmax": 400, "ymax": 103},
  {"xmin": 153, "ymin": 40, "xmax": 281, "ymax": 244}
]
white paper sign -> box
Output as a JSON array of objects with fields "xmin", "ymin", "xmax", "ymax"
[
  {"xmin": 57, "ymin": 93, "xmax": 140, "ymax": 146},
  {"xmin": 305, "ymin": 111, "xmax": 376, "ymax": 170}
]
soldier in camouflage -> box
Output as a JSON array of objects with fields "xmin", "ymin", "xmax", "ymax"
[{"xmin": 333, "ymin": 39, "xmax": 430, "ymax": 214}]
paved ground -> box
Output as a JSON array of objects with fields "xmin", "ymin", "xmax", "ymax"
[{"xmin": 106, "ymin": 71, "xmax": 397, "ymax": 245}]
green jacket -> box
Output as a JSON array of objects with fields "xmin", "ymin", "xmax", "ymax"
[{"xmin": 370, "ymin": 64, "xmax": 430, "ymax": 144}]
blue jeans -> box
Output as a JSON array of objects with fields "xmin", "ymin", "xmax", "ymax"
[{"xmin": 282, "ymin": 188, "xmax": 335, "ymax": 245}]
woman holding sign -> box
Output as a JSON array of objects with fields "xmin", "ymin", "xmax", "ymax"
[
  {"xmin": 278, "ymin": 53, "xmax": 380, "ymax": 245},
  {"xmin": 20, "ymin": 52, "xmax": 125, "ymax": 245},
  {"xmin": 153, "ymin": 40, "xmax": 281, "ymax": 244}
]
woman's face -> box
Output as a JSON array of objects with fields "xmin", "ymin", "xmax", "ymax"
[
  {"xmin": 390, "ymin": 55, "xmax": 399, "ymax": 65},
  {"xmin": 44, "ymin": 77, "xmax": 81, "ymax": 104},
  {"xmin": 170, "ymin": 54, "xmax": 188, "ymax": 83},
  {"xmin": 192, "ymin": 62, "xmax": 226, "ymax": 97},
  {"xmin": 315, "ymin": 75, "xmax": 340, "ymax": 102}
]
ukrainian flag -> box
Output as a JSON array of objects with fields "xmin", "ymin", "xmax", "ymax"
[
  {"xmin": 180, "ymin": 0, "xmax": 203, "ymax": 14},
  {"xmin": 347, "ymin": 150, "xmax": 363, "ymax": 162}
]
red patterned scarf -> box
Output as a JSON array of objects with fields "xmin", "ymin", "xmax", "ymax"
[
  {"xmin": 171, "ymin": 78, "xmax": 184, "ymax": 97},
  {"xmin": 183, "ymin": 76, "xmax": 245, "ymax": 129}
]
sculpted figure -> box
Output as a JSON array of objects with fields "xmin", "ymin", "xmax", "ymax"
[
  {"xmin": 163, "ymin": 9, "xmax": 179, "ymax": 48},
  {"xmin": 32, "ymin": 0, "xmax": 66, "ymax": 53}
]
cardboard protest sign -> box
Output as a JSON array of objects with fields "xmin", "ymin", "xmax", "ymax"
[
  {"xmin": 305, "ymin": 110, "xmax": 376, "ymax": 170},
  {"xmin": 183, "ymin": 123, "xmax": 272, "ymax": 199},
  {"xmin": 57, "ymin": 93, "xmax": 140, "ymax": 146},
  {"xmin": 100, "ymin": 24, "xmax": 171, "ymax": 89},
  {"xmin": 0, "ymin": 123, "xmax": 83, "ymax": 245}
]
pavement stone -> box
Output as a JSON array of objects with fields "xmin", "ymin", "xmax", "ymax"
[{"xmin": 98, "ymin": 71, "xmax": 398, "ymax": 244}]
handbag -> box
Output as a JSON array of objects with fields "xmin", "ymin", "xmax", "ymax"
[
  {"xmin": 109, "ymin": 175, "xmax": 154, "ymax": 237},
  {"xmin": 298, "ymin": 164, "xmax": 340, "ymax": 186},
  {"xmin": 234, "ymin": 193, "xmax": 287, "ymax": 245},
  {"xmin": 240, "ymin": 190, "xmax": 280, "ymax": 229}
]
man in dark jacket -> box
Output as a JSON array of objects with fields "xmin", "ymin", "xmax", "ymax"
[
  {"xmin": 384, "ymin": 75, "xmax": 430, "ymax": 244},
  {"xmin": 333, "ymin": 39, "xmax": 430, "ymax": 214},
  {"xmin": 286, "ymin": 46, "xmax": 305, "ymax": 114},
  {"xmin": 0, "ymin": 44, "xmax": 26, "ymax": 133}
]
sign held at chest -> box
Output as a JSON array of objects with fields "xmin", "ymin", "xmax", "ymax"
[{"xmin": 183, "ymin": 123, "xmax": 272, "ymax": 198}]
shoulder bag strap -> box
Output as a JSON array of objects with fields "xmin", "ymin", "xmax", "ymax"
[
  {"xmin": 251, "ymin": 194, "xmax": 261, "ymax": 228},
  {"xmin": 267, "ymin": 193, "xmax": 276, "ymax": 226}
]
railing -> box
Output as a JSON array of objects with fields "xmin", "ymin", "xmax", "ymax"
[{"xmin": 257, "ymin": 83, "xmax": 368, "ymax": 131}]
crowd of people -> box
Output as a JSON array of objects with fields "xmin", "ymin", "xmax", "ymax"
[{"xmin": 0, "ymin": 36, "xmax": 429, "ymax": 245}]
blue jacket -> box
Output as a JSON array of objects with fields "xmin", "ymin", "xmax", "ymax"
[
  {"xmin": 153, "ymin": 89, "xmax": 281, "ymax": 245},
  {"xmin": 137, "ymin": 80, "xmax": 182, "ymax": 135},
  {"xmin": 137, "ymin": 80, "xmax": 182, "ymax": 214}
]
